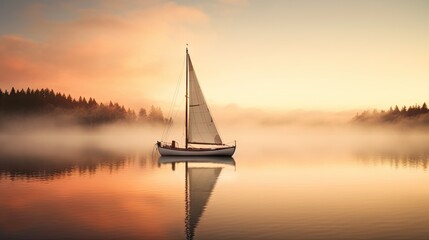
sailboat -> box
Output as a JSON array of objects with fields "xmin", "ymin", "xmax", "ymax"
[
  {"xmin": 157, "ymin": 48, "xmax": 236, "ymax": 156},
  {"xmin": 158, "ymin": 156, "xmax": 235, "ymax": 240}
]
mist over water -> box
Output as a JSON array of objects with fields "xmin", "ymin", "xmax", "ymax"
[{"xmin": 1, "ymin": 115, "xmax": 429, "ymax": 239}]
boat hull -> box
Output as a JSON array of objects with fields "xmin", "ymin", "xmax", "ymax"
[
  {"xmin": 159, "ymin": 156, "xmax": 235, "ymax": 166},
  {"xmin": 158, "ymin": 145, "xmax": 236, "ymax": 156}
]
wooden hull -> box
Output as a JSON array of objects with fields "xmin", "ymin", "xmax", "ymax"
[{"xmin": 158, "ymin": 145, "xmax": 236, "ymax": 156}]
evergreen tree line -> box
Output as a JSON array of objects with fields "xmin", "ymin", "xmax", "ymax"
[
  {"xmin": 0, "ymin": 87, "xmax": 169, "ymax": 125},
  {"xmin": 353, "ymin": 102, "xmax": 429, "ymax": 125}
]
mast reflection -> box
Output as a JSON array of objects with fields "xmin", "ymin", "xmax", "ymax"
[{"xmin": 159, "ymin": 156, "xmax": 235, "ymax": 240}]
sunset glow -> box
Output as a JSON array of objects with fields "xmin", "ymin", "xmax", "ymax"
[
  {"xmin": 2, "ymin": 2, "xmax": 429, "ymax": 240},
  {"xmin": 1, "ymin": 0, "xmax": 428, "ymax": 111}
]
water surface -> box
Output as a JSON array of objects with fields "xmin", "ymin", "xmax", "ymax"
[{"xmin": 1, "ymin": 136, "xmax": 429, "ymax": 240}]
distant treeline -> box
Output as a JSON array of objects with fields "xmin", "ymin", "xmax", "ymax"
[
  {"xmin": 0, "ymin": 87, "xmax": 169, "ymax": 125},
  {"xmin": 353, "ymin": 102, "xmax": 429, "ymax": 125}
]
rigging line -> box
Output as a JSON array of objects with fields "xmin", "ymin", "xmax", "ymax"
[
  {"xmin": 161, "ymin": 55, "xmax": 186, "ymax": 141},
  {"xmin": 162, "ymin": 74, "xmax": 183, "ymax": 141},
  {"xmin": 164, "ymin": 87, "xmax": 185, "ymax": 140},
  {"xmin": 167, "ymin": 56, "xmax": 185, "ymax": 119},
  {"xmin": 164, "ymin": 96, "xmax": 185, "ymax": 141},
  {"xmin": 162, "ymin": 56, "xmax": 185, "ymax": 140}
]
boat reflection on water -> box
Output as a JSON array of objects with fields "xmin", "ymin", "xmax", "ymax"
[
  {"xmin": 159, "ymin": 156, "xmax": 235, "ymax": 240},
  {"xmin": 159, "ymin": 156, "xmax": 235, "ymax": 171}
]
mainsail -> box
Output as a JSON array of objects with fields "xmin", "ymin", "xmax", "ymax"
[{"xmin": 187, "ymin": 55, "xmax": 223, "ymax": 145}]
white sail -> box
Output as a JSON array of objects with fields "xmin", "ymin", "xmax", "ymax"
[{"xmin": 188, "ymin": 56, "xmax": 223, "ymax": 145}]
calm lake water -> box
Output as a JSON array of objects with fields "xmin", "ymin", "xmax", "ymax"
[{"xmin": 1, "ymin": 130, "xmax": 429, "ymax": 240}]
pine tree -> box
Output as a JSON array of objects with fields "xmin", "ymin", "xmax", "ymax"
[
  {"xmin": 422, "ymin": 102, "xmax": 428, "ymax": 113},
  {"xmin": 138, "ymin": 108, "xmax": 147, "ymax": 122},
  {"xmin": 394, "ymin": 105, "xmax": 400, "ymax": 113}
]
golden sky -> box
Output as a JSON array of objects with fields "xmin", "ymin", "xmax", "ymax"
[{"xmin": 0, "ymin": 0, "xmax": 428, "ymax": 111}]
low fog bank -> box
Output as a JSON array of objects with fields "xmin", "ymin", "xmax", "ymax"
[
  {"xmin": 0, "ymin": 117, "xmax": 162, "ymax": 180},
  {"xmin": 0, "ymin": 116, "xmax": 163, "ymax": 158},
  {"xmin": 1, "ymin": 109, "xmax": 429, "ymax": 159},
  {"xmin": 225, "ymin": 123, "xmax": 429, "ymax": 153},
  {"xmin": 213, "ymin": 107, "xmax": 429, "ymax": 162},
  {"xmin": 212, "ymin": 105, "xmax": 356, "ymax": 127}
]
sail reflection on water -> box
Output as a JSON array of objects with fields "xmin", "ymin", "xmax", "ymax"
[{"xmin": 158, "ymin": 156, "xmax": 235, "ymax": 240}]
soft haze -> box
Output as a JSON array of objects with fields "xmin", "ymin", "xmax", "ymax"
[{"xmin": 0, "ymin": 0, "xmax": 428, "ymax": 110}]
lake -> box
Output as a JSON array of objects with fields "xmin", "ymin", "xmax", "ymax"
[{"xmin": 1, "ymin": 127, "xmax": 429, "ymax": 240}]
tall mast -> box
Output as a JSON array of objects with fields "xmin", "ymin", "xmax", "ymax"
[{"xmin": 185, "ymin": 47, "xmax": 189, "ymax": 149}]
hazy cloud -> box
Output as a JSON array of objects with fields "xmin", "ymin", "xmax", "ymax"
[
  {"xmin": 219, "ymin": 0, "xmax": 248, "ymax": 6},
  {"xmin": 0, "ymin": 1, "xmax": 211, "ymax": 109}
]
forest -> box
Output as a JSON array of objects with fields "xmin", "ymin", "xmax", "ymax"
[
  {"xmin": 353, "ymin": 102, "xmax": 429, "ymax": 125},
  {"xmin": 0, "ymin": 87, "xmax": 169, "ymax": 126}
]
